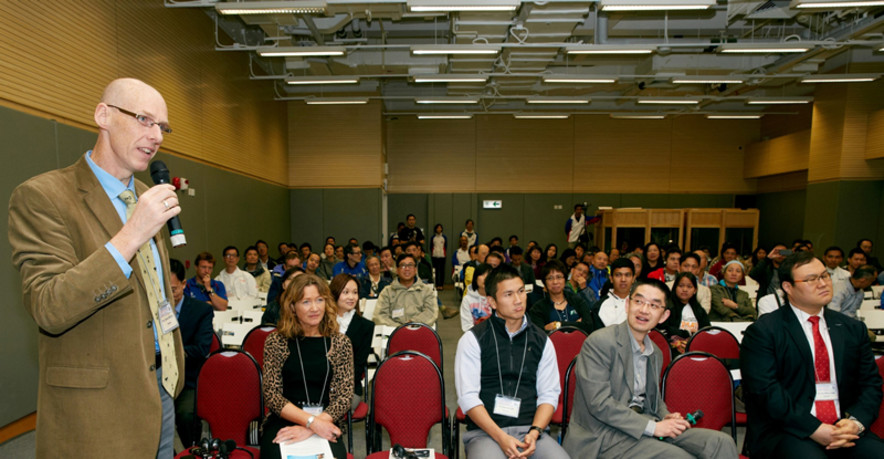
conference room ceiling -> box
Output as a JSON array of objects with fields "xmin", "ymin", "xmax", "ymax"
[{"xmin": 167, "ymin": 0, "xmax": 884, "ymax": 119}]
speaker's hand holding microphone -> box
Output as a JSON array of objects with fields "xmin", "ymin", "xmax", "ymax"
[{"xmin": 150, "ymin": 160, "xmax": 186, "ymax": 247}]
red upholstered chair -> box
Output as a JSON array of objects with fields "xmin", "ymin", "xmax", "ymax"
[
  {"xmin": 870, "ymin": 356, "xmax": 884, "ymax": 437},
  {"xmin": 241, "ymin": 324, "xmax": 276, "ymax": 369},
  {"xmin": 385, "ymin": 322, "xmax": 443, "ymax": 370},
  {"xmin": 547, "ymin": 327, "xmax": 588, "ymax": 438},
  {"xmin": 175, "ymin": 350, "xmax": 262, "ymax": 459},
  {"xmin": 559, "ymin": 356, "xmax": 580, "ymax": 443},
  {"xmin": 367, "ymin": 350, "xmax": 449, "ymax": 459},
  {"xmin": 685, "ymin": 326, "xmax": 740, "ymax": 360},
  {"xmin": 662, "ymin": 351, "xmax": 737, "ymax": 442},
  {"xmin": 347, "ymin": 371, "xmax": 370, "ymax": 454},
  {"xmin": 648, "ymin": 329, "xmax": 672, "ymax": 381}
]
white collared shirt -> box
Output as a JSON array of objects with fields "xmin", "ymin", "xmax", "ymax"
[
  {"xmin": 789, "ymin": 305, "xmax": 841, "ymax": 419},
  {"xmin": 337, "ymin": 309, "xmax": 356, "ymax": 334},
  {"xmin": 598, "ymin": 292, "xmax": 628, "ymax": 327}
]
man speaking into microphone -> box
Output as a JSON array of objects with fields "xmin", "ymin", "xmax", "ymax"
[{"xmin": 8, "ymin": 78, "xmax": 185, "ymax": 458}]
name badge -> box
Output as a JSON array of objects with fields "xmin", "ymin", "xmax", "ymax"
[
  {"xmin": 493, "ymin": 394, "xmax": 521, "ymax": 418},
  {"xmin": 392, "ymin": 308, "xmax": 405, "ymax": 318},
  {"xmin": 157, "ymin": 300, "xmax": 179, "ymax": 334},
  {"xmin": 303, "ymin": 404, "xmax": 324, "ymax": 416},
  {"xmin": 815, "ymin": 383, "xmax": 838, "ymax": 401}
]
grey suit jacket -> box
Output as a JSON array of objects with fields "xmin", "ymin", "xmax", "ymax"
[
  {"xmin": 563, "ymin": 322, "xmax": 668, "ymax": 459},
  {"xmin": 8, "ymin": 156, "xmax": 185, "ymax": 458}
]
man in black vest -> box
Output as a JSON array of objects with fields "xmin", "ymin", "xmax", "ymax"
[{"xmin": 454, "ymin": 264, "xmax": 569, "ymax": 459}]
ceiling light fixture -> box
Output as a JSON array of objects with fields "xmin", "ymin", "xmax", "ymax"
[
  {"xmin": 413, "ymin": 74, "xmax": 488, "ymax": 83},
  {"xmin": 800, "ymin": 74, "xmax": 880, "ymax": 83},
  {"xmin": 415, "ymin": 97, "xmax": 480, "ymax": 104},
  {"xmin": 418, "ymin": 114, "xmax": 474, "ymax": 119},
  {"xmin": 746, "ymin": 97, "xmax": 813, "ymax": 104},
  {"xmin": 566, "ymin": 44, "xmax": 655, "ymax": 55},
  {"xmin": 791, "ymin": 0, "xmax": 884, "ymax": 8},
  {"xmin": 407, "ymin": 0, "xmax": 520, "ymax": 12},
  {"xmin": 514, "ymin": 114, "xmax": 570, "ymax": 119},
  {"xmin": 286, "ymin": 76, "xmax": 359, "ymax": 85},
  {"xmin": 718, "ymin": 43, "xmax": 811, "ymax": 53},
  {"xmin": 610, "ymin": 114, "xmax": 667, "ymax": 119},
  {"xmin": 257, "ymin": 46, "xmax": 345, "ymax": 57},
  {"xmin": 411, "ymin": 45, "xmax": 501, "ymax": 55},
  {"xmin": 707, "ymin": 114, "xmax": 764, "ymax": 119},
  {"xmin": 215, "ymin": 1, "xmax": 327, "ymax": 15},
  {"xmin": 637, "ymin": 97, "xmax": 701, "ymax": 104},
  {"xmin": 543, "ymin": 76, "xmax": 618, "ymax": 84},
  {"xmin": 305, "ymin": 98, "xmax": 369, "ymax": 105},
  {"xmin": 671, "ymin": 76, "xmax": 745, "ymax": 84},
  {"xmin": 526, "ymin": 97, "xmax": 591, "ymax": 104},
  {"xmin": 599, "ymin": 0, "xmax": 716, "ymax": 11}
]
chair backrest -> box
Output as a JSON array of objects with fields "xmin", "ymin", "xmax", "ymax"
[
  {"xmin": 385, "ymin": 322, "xmax": 443, "ymax": 369},
  {"xmin": 648, "ymin": 329, "xmax": 672, "ymax": 381},
  {"xmin": 662, "ymin": 351, "xmax": 736, "ymax": 441},
  {"xmin": 685, "ymin": 326, "xmax": 740, "ymax": 360},
  {"xmin": 370, "ymin": 351, "xmax": 448, "ymax": 453},
  {"xmin": 548, "ymin": 327, "xmax": 588, "ymax": 415},
  {"xmin": 560, "ymin": 356, "xmax": 579, "ymax": 428},
  {"xmin": 870, "ymin": 356, "xmax": 884, "ymax": 437},
  {"xmin": 241, "ymin": 324, "xmax": 276, "ymax": 368},
  {"xmin": 196, "ymin": 350, "xmax": 263, "ymax": 445},
  {"xmin": 209, "ymin": 330, "xmax": 222, "ymax": 354}
]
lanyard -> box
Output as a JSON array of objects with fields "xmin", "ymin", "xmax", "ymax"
[
  {"xmin": 491, "ymin": 321, "xmax": 529, "ymax": 397},
  {"xmin": 295, "ymin": 337, "xmax": 330, "ymax": 407}
]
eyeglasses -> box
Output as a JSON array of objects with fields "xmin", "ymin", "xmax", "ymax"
[
  {"xmin": 793, "ymin": 270, "xmax": 831, "ymax": 285},
  {"xmin": 108, "ymin": 104, "xmax": 172, "ymax": 134},
  {"xmin": 630, "ymin": 295, "xmax": 666, "ymax": 312},
  {"xmin": 545, "ymin": 274, "xmax": 565, "ymax": 281},
  {"xmin": 223, "ymin": 254, "xmax": 238, "ymax": 259},
  {"xmin": 399, "ymin": 263, "xmax": 416, "ymax": 269}
]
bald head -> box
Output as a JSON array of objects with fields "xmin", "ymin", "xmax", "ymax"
[{"xmin": 101, "ymin": 78, "xmax": 162, "ymax": 106}]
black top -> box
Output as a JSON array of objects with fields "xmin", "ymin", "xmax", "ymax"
[
  {"xmin": 528, "ymin": 290, "xmax": 598, "ymax": 335},
  {"xmin": 345, "ymin": 313, "xmax": 375, "ymax": 396},
  {"xmin": 281, "ymin": 337, "xmax": 332, "ymax": 408}
]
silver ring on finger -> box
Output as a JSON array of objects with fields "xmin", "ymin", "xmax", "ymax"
[{"xmin": 163, "ymin": 199, "xmax": 170, "ymax": 210}]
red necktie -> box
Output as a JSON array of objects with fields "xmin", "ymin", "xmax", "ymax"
[{"xmin": 807, "ymin": 316, "xmax": 837, "ymax": 424}]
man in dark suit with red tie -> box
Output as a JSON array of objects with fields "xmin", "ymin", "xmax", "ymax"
[{"xmin": 741, "ymin": 251, "xmax": 884, "ymax": 458}]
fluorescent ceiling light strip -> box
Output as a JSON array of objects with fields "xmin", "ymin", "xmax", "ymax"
[
  {"xmin": 544, "ymin": 77, "xmax": 618, "ymax": 84},
  {"xmin": 258, "ymin": 46, "xmax": 345, "ymax": 57},
  {"xmin": 746, "ymin": 97, "xmax": 813, "ymax": 104},
  {"xmin": 215, "ymin": 1, "xmax": 327, "ymax": 15},
  {"xmin": 514, "ymin": 114, "xmax": 569, "ymax": 119},
  {"xmin": 526, "ymin": 98, "xmax": 590, "ymax": 104},
  {"xmin": 719, "ymin": 43, "xmax": 810, "ymax": 53},
  {"xmin": 305, "ymin": 98, "xmax": 368, "ymax": 105},
  {"xmin": 600, "ymin": 0, "xmax": 715, "ymax": 11},
  {"xmin": 637, "ymin": 98, "xmax": 700, "ymax": 104},
  {"xmin": 416, "ymin": 98, "xmax": 480, "ymax": 104},
  {"xmin": 611, "ymin": 114, "xmax": 667, "ymax": 119},
  {"xmin": 407, "ymin": 0, "xmax": 519, "ymax": 12},
  {"xmin": 707, "ymin": 115, "xmax": 763, "ymax": 119},
  {"xmin": 800, "ymin": 74, "xmax": 879, "ymax": 83},
  {"xmin": 566, "ymin": 45, "xmax": 654, "ymax": 55},
  {"xmin": 286, "ymin": 77, "xmax": 359, "ymax": 85},
  {"xmin": 413, "ymin": 75, "xmax": 488, "ymax": 83},
  {"xmin": 792, "ymin": 1, "xmax": 884, "ymax": 8},
  {"xmin": 411, "ymin": 46, "xmax": 500, "ymax": 55},
  {"xmin": 418, "ymin": 115, "xmax": 474, "ymax": 119},
  {"xmin": 672, "ymin": 77, "xmax": 745, "ymax": 84}
]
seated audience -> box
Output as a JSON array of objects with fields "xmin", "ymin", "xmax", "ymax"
[
  {"xmin": 709, "ymin": 260, "xmax": 756, "ymax": 322},
  {"xmin": 740, "ymin": 252, "xmax": 884, "ymax": 458},
  {"xmin": 185, "ymin": 252, "xmax": 228, "ymax": 311},
  {"xmin": 299, "ymin": 242, "xmax": 312, "ymax": 261},
  {"xmin": 823, "ymin": 246, "xmax": 850, "ymax": 286},
  {"xmin": 626, "ymin": 252, "xmax": 643, "ymax": 279},
  {"xmin": 260, "ymin": 274, "xmax": 353, "ymax": 459},
  {"xmin": 694, "ymin": 249, "xmax": 719, "ymax": 287},
  {"xmin": 486, "ymin": 249, "xmax": 506, "ymax": 269},
  {"xmin": 262, "ymin": 268, "xmax": 303, "ymax": 325},
  {"xmin": 563, "ymin": 278, "xmax": 738, "ymax": 458},
  {"xmin": 648, "ymin": 248, "xmax": 680, "ymax": 284},
  {"xmin": 243, "ymin": 245, "xmax": 272, "ymax": 293},
  {"xmin": 559, "ymin": 248, "xmax": 578, "ymax": 273},
  {"xmin": 169, "ymin": 259, "xmax": 214, "ymax": 448},
  {"xmin": 455, "ymin": 264, "xmax": 569, "ymax": 459},
  {"xmin": 359, "ymin": 255, "xmax": 391, "ymax": 299},
  {"xmin": 362, "ymin": 241, "xmax": 377, "ymax": 258},
  {"xmin": 858, "ymin": 238, "xmax": 883, "ymax": 273},
  {"xmin": 215, "ymin": 245, "xmax": 259, "ymax": 302},
  {"xmin": 640, "ymin": 242, "xmax": 663, "ymax": 280},
  {"xmin": 303, "ymin": 252, "xmax": 322, "ymax": 277},
  {"xmin": 544, "ymin": 243, "xmax": 558, "ymax": 263},
  {"xmin": 658, "ymin": 272, "xmax": 711, "ymax": 354},
  {"xmin": 749, "ymin": 243, "xmax": 788, "ymax": 302},
  {"xmin": 460, "ymin": 263, "xmax": 493, "ymax": 332},
  {"xmin": 404, "ymin": 241, "xmax": 434, "ymax": 284},
  {"xmin": 317, "ymin": 243, "xmax": 337, "ymax": 280},
  {"xmin": 333, "ymin": 244, "xmax": 366, "ymax": 278},
  {"xmin": 256, "ymin": 239, "xmax": 276, "ymax": 271},
  {"xmin": 330, "ymin": 274, "xmax": 374, "ymax": 411},
  {"xmin": 709, "ymin": 242, "xmax": 738, "ymax": 281},
  {"xmin": 756, "ymin": 289, "xmax": 786, "ymax": 318},
  {"xmin": 846, "ymin": 248, "xmax": 867, "ymax": 276},
  {"xmin": 374, "ymin": 254, "xmax": 438, "ymax": 327},
  {"xmin": 530, "ymin": 259, "xmax": 598, "ymax": 334},
  {"xmin": 828, "ymin": 265, "xmax": 877, "ymax": 319},
  {"xmin": 276, "ymin": 242, "xmax": 291, "ymax": 264},
  {"xmin": 665, "ymin": 253, "xmax": 711, "ymax": 313},
  {"xmin": 566, "ymin": 261, "xmax": 598, "ymax": 306},
  {"xmin": 378, "ymin": 246, "xmax": 397, "ymax": 280},
  {"xmin": 587, "ymin": 250, "xmax": 610, "ymax": 299},
  {"xmin": 273, "ymin": 251, "xmax": 302, "ymax": 277},
  {"xmin": 509, "ymin": 246, "xmax": 536, "ymax": 285},
  {"xmin": 461, "ymin": 244, "xmax": 489, "ymax": 294},
  {"xmin": 591, "ymin": 258, "xmax": 636, "ymax": 328},
  {"xmin": 452, "ymin": 235, "xmax": 472, "ymax": 281},
  {"xmin": 526, "ymin": 245, "xmax": 544, "ymax": 280}
]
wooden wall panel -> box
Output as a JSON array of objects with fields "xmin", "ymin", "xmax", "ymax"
[
  {"xmin": 760, "ymin": 105, "xmax": 813, "ymax": 139},
  {"xmin": 288, "ymin": 101, "xmax": 383, "ymax": 188},
  {"xmin": 756, "ymin": 171, "xmax": 809, "ymax": 193},
  {"xmin": 670, "ymin": 117, "xmax": 757, "ymax": 193},
  {"xmin": 839, "ymin": 81, "xmax": 884, "ymax": 178},
  {"xmin": 0, "ymin": 1, "xmax": 288, "ymax": 185},
  {"xmin": 475, "ymin": 116, "xmax": 574, "ymax": 192},
  {"xmin": 744, "ymin": 130, "xmax": 811, "ymax": 178},
  {"xmin": 867, "ymin": 109, "xmax": 884, "ymax": 160},
  {"xmin": 386, "ymin": 118, "xmax": 476, "ymax": 192}
]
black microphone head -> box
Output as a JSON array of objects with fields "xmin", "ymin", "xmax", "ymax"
[
  {"xmin": 691, "ymin": 409, "xmax": 704, "ymax": 420},
  {"xmin": 150, "ymin": 160, "xmax": 170, "ymax": 184},
  {"xmin": 221, "ymin": 439, "xmax": 237, "ymax": 452}
]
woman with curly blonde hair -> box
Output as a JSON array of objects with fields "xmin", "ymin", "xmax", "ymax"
[{"xmin": 261, "ymin": 274, "xmax": 353, "ymax": 459}]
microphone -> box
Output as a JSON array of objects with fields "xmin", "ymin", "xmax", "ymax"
[
  {"xmin": 686, "ymin": 409, "xmax": 704, "ymax": 425},
  {"xmin": 150, "ymin": 160, "xmax": 187, "ymax": 247}
]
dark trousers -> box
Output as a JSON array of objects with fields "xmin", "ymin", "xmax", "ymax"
[
  {"xmin": 175, "ymin": 387, "xmax": 198, "ymax": 448},
  {"xmin": 772, "ymin": 432, "xmax": 884, "ymax": 459},
  {"xmin": 432, "ymin": 257, "xmax": 446, "ymax": 287}
]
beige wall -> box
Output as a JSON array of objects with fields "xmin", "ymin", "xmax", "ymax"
[
  {"xmin": 386, "ymin": 114, "xmax": 759, "ymax": 193},
  {"xmin": 0, "ymin": 1, "xmax": 288, "ymax": 185}
]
